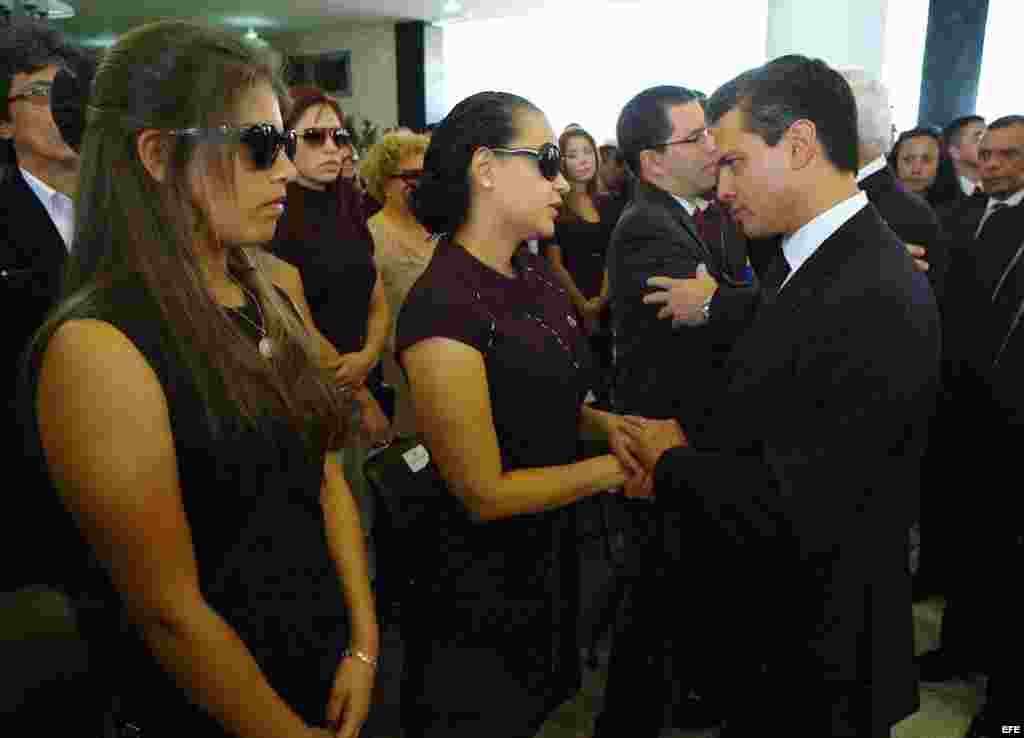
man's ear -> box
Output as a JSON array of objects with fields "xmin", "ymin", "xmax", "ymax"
[
  {"xmin": 136, "ymin": 129, "xmax": 170, "ymax": 182},
  {"xmin": 786, "ymin": 119, "xmax": 817, "ymax": 171},
  {"xmin": 0, "ymin": 116, "xmax": 13, "ymax": 141},
  {"xmin": 470, "ymin": 146, "xmax": 496, "ymax": 190},
  {"xmin": 638, "ymin": 149, "xmax": 659, "ymax": 181}
]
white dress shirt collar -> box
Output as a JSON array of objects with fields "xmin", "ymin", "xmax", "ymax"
[
  {"xmin": 672, "ymin": 194, "xmax": 698, "ymax": 217},
  {"xmin": 855, "ymin": 156, "xmax": 888, "ymax": 184},
  {"xmin": 20, "ymin": 167, "xmax": 74, "ymax": 251},
  {"xmin": 780, "ymin": 191, "xmax": 869, "ymax": 290},
  {"xmin": 960, "ymin": 175, "xmax": 982, "ymax": 197}
]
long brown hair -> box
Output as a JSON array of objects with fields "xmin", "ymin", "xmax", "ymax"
[
  {"xmin": 558, "ymin": 126, "xmax": 600, "ymax": 221},
  {"xmin": 28, "ymin": 21, "xmax": 347, "ymax": 445}
]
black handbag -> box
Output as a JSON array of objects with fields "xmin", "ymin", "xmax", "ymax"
[{"xmin": 362, "ymin": 435, "xmax": 453, "ymax": 536}]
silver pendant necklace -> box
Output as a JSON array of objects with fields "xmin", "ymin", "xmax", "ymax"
[{"xmin": 226, "ymin": 276, "xmax": 275, "ymax": 359}]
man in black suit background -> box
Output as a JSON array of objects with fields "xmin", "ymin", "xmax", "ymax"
[
  {"xmin": 595, "ymin": 85, "xmax": 759, "ymax": 738},
  {"xmin": 916, "ymin": 116, "xmax": 1024, "ymax": 714},
  {"xmin": 1, "ymin": 18, "xmax": 80, "ymax": 591},
  {"xmin": 839, "ymin": 68, "xmax": 949, "ymax": 300},
  {"xmin": 624, "ymin": 56, "xmax": 940, "ymax": 737}
]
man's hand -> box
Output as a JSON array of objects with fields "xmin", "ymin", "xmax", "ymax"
[
  {"xmin": 333, "ymin": 351, "xmax": 375, "ymax": 391},
  {"xmin": 621, "ymin": 417, "xmax": 689, "ymax": 472},
  {"xmin": 643, "ymin": 264, "xmax": 718, "ymax": 328},
  {"xmin": 906, "ymin": 243, "xmax": 929, "ymax": 273}
]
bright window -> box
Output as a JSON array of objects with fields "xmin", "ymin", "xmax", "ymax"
[
  {"xmin": 976, "ymin": 0, "xmax": 1019, "ymax": 121},
  {"xmin": 441, "ymin": 0, "xmax": 768, "ymax": 145},
  {"xmin": 881, "ymin": 0, "xmax": 930, "ymax": 132}
]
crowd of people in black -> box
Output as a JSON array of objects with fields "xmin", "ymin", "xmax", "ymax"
[{"xmin": 2, "ymin": 14, "xmax": 1023, "ymax": 738}]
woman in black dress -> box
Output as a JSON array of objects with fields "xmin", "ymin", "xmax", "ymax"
[
  {"xmin": 544, "ymin": 126, "xmax": 622, "ymax": 406},
  {"xmin": 26, "ymin": 22, "xmax": 376, "ymax": 738},
  {"xmin": 272, "ymin": 86, "xmax": 392, "ymax": 446},
  {"xmin": 396, "ymin": 92, "xmax": 646, "ymax": 738}
]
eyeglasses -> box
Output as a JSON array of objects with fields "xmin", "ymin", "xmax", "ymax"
[
  {"xmin": 7, "ymin": 80, "xmax": 52, "ymax": 105},
  {"xmin": 300, "ymin": 126, "xmax": 352, "ymax": 148},
  {"xmin": 392, "ymin": 169, "xmax": 423, "ymax": 185},
  {"xmin": 167, "ymin": 123, "xmax": 297, "ymax": 170},
  {"xmin": 490, "ymin": 142, "xmax": 562, "ymax": 181},
  {"xmin": 652, "ymin": 127, "xmax": 713, "ymax": 150}
]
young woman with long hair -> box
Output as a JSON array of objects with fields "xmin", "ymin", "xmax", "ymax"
[{"xmin": 25, "ymin": 22, "xmax": 376, "ymax": 738}]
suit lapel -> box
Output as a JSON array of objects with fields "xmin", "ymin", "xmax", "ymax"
[
  {"xmin": 635, "ymin": 181, "xmax": 714, "ymax": 268},
  {"xmin": 1, "ymin": 167, "xmax": 67, "ymax": 270}
]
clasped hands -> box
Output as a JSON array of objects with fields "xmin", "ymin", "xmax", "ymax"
[{"xmin": 607, "ymin": 414, "xmax": 689, "ymax": 499}]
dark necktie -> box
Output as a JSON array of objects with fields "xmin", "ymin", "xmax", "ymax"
[
  {"xmin": 760, "ymin": 250, "xmax": 792, "ymax": 296},
  {"xmin": 694, "ymin": 203, "xmax": 732, "ymax": 278}
]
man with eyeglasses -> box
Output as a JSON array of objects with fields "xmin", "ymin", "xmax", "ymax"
[
  {"xmin": 596, "ymin": 85, "xmax": 758, "ymax": 738},
  {"xmin": 1, "ymin": 17, "xmax": 83, "ymax": 585}
]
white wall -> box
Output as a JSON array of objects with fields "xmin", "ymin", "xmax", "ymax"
[
  {"xmin": 766, "ymin": 0, "xmax": 889, "ymax": 82},
  {"xmin": 274, "ymin": 22, "xmax": 399, "ymax": 130}
]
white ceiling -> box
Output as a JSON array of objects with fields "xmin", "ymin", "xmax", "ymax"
[{"xmin": 47, "ymin": 0, "xmax": 579, "ymax": 44}]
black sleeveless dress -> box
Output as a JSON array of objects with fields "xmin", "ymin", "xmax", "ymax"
[
  {"xmin": 395, "ymin": 240, "xmax": 593, "ymax": 738},
  {"xmin": 30, "ymin": 282, "xmax": 349, "ymax": 737}
]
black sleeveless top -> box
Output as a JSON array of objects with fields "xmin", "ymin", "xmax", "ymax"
[
  {"xmin": 31, "ymin": 282, "xmax": 349, "ymax": 736},
  {"xmin": 395, "ymin": 240, "xmax": 592, "ymax": 735}
]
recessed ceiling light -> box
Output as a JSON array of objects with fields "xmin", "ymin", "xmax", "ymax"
[{"xmin": 443, "ymin": 0, "xmax": 463, "ymax": 14}]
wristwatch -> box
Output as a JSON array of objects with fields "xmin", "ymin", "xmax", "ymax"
[{"xmin": 700, "ymin": 294, "xmax": 714, "ymax": 323}]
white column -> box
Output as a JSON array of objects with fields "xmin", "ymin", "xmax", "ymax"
[{"xmin": 765, "ymin": 0, "xmax": 889, "ymax": 80}]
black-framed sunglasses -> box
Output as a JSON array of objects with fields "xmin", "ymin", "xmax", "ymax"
[
  {"xmin": 651, "ymin": 127, "xmax": 713, "ymax": 150},
  {"xmin": 7, "ymin": 80, "xmax": 52, "ymax": 105},
  {"xmin": 167, "ymin": 123, "xmax": 297, "ymax": 170},
  {"xmin": 490, "ymin": 142, "xmax": 562, "ymax": 181},
  {"xmin": 300, "ymin": 126, "xmax": 352, "ymax": 148}
]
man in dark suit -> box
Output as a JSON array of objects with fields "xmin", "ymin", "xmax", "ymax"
[
  {"xmin": 838, "ymin": 68, "xmax": 950, "ymax": 300},
  {"xmin": 1, "ymin": 18, "xmax": 79, "ymax": 591},
  {"xmin": 916, "ymin": 116, "xmax": 1024, "ymax": 734},
  {"xmin": 595, "ymin": 85, "xmax": 759, "ymax": 738},
  {"xmin": 624, "ymin": 56, "xmax": 940, "ymax": 738}
]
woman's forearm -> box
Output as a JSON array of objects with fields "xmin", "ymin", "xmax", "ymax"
[
  {"xmin": 470, "ymin": 454, "xmax": 625, "ymax": 522},
  {"xmin": 321, "ymin": 459, "xmax": 379, "ymax": 658},
  {"xmin": 361, "ymin": 279, "xmax": 391, "ymax": 366},
  {"xmin": 137, "ymin": 601, "xmax": 309, "ymax": 738}
]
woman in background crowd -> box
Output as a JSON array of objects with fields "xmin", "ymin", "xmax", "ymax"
[
  {"xmin": 891, "ymin": 126, "xmax": 964, "ymax": 217},
  {"xmin": 27, "ymin": 22, "xmax": 376, "ymax": 738},
  {"xmin": 543, "ymin": 125, "xmax": 623, "ymax": 406},
  {"xmin": 396, "ymin": 90, "xmax": 644, "ymax": 738},
  {"xmin": 362, "ymin": 131, "xmax": 433, "ymax": 436}
]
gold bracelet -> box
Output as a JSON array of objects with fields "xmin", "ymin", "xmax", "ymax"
[{"xmin": 342, "ymin": 647, "xmax": 379, "ymax": 671}]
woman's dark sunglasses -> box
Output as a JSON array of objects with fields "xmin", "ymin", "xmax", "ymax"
[
  {"xmin": 490, "ymin": 142, "xmax": 562, "ymax": 181},
  {"xmin": 300, "ymin": 126, "xmax": 352, "ymax": 148},
  {"xmin": 168, "ymin": 123, "xmax": 297, "ymax": 170}
]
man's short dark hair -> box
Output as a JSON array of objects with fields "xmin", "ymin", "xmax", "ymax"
[
  {"xmin": 616, "ymin": 85, "xmax": 699, "ymax": 179},
  {"xmin": 0, "ymin": 17, "xmax": 76, "ymax": 123},
  {"xmin": 706, "ymin": 55, "xmax": 859, "ymax": 174},
  {"xmin": 942, "ymin": 115, "xmax": 985, "ymax": 148},
  {"xmin": 987, "ymin": 115, "xmax": 1024, "ymax": 133}
]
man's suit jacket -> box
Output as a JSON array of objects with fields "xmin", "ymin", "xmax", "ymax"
[
  {"xmin": 0, "ymin": 165, "xmax": 69, "ymax": 591},
  {"xmin": 860, "ymin": 165, "xmax": 950, "ymax": 300},
  {"xmin": 653, "ymin": 205, "xmax": 940, "ymax": 734},
  {"xmin": 607, "ymin": 180, "xmax": 758, "ymax": 428}
]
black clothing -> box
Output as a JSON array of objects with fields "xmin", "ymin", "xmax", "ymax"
[
  {"xmin": 395, "ymin": 240, "xmax": 590, "ymax": 738},
  {"xmin": 652, "ymin": 205, "xmax": 940, "ymax": 736},
  {"xmin": 546, "ymin": 194, "xmax": 624, "ymax": 299},
  {"xmin": 860, "ymin": 165, "xmax": 950, "ymax": 300},
  {"xmin": 26, "ymin": 282, "xmax": 348, "ymax": 737},
  {"xmin": 597, "ymin": 181, "xmax": 757, "ymax": 738},
  {"xmin": 273, "ymin": 182, "xmax": 377, "ymax": 355},
  {"xmin": 1, "ymin": 165, "xmax": 70, "ymax": 592}
]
